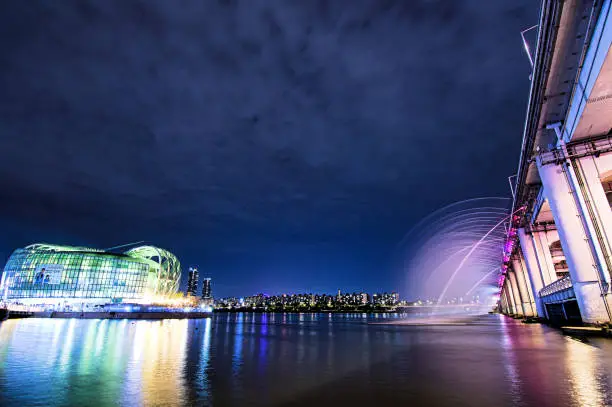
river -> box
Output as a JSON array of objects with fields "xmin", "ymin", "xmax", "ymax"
[{"xmin": 0, "ymin": 313, "xmax": 611, "ymax": 406}]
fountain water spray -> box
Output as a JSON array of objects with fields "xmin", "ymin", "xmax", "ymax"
[
  {"xmin": 465, "ymin": 267, "xmax": 500, "ymax": 297},
  {"xmin": 435, "ymin": 208, "xmax": 523, "ymax": 306},
  {"xmin": 398, "ymin": 198, "xmax": 515, "ymax": 318}
]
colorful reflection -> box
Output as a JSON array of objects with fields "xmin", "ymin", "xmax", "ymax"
[
  {"xmin": 0, "ymin": 315, "xmax": 612, "ymax": 406},
  {"xmin": 0, "ymin": 318, "xmax": 193, "ymax": 406}
]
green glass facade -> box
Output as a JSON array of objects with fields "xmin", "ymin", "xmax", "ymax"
[{"xmin": 0, "ymin": 244, "xmax": 181, "ymax": 302}]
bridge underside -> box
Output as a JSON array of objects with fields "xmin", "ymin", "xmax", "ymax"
[{"xmin": 500, "ymin": 0, "xmax": 612, "ymax": 325}]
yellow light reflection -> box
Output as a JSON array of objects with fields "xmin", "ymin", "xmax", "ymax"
[
  {"xmin": 565, "ymin": 337, "xmax": 606, "ymax": 407},
  {"xmin": 136, "ymin": 319, "xmax": 189, "ymax": 407}
]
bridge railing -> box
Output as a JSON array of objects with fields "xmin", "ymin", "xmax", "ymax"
[{"xmin": 539, "ymin": 275, "xmax": 574, "ymax": 303}]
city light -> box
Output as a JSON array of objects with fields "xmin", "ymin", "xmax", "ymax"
[
  {"xmin": 0, "ymin": 243, "xmax": 216, "ymax": 318},
  {"xmin": 215, "ymin": 291, "xmax": 410, "ymax": 312}
]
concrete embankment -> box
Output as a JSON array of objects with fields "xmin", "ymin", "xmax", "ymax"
[{"xmin": 560, "ymin": 326, "xmax": 612, "ymax": 338}]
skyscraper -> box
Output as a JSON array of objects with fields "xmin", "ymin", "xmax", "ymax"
[
  {"xmin": 202, "ymin": 277, "xmax": 212, "ymax": 301},
  {"xmin": 187, "ymin": 267, "xmax": 199, "ymax": 297}
]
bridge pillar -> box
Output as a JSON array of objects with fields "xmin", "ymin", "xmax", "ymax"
[
  {"xmin": 532, "ymin": 230, "xmax": 558, "ymax": 285},
  {"xmin": 501, "ymin": 290, "xmax": 510, "ymax": 314},
  {"xmin": 507, "ymin": 273, "xmax": 520, "ymax": 315},
  {"xmin": 574, "ymin": 156, "xmax": 612, "ymax": 279},
  {"xmin": 537, "ymin": 156, "xmax": 611, "ymax": 323},
  {"xmin": 507, "ymin": 270, "xmax": 524, "ymax": 316},
  {"xmin": 519, "ymin": 253, "xmax": 537, "ymax": 315},
  {"xmin": 503, "ymin": 279, "xmax": 516, "ymax": 315},
  {"xmin": 517, "ymin": 228, "xmax": 546, "ymax": 318},
  {"xmin": 512, "ymin": 255, "xmax": 535, "ymax": 317}
]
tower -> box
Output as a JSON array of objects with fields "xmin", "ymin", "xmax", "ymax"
[
  {"xmin": 202, "ymin": 278, "xmax": 212, "ymax": 303},
  {"xmin": 187, "ymin": 267, "xmax": 199, "ymax": 297}
]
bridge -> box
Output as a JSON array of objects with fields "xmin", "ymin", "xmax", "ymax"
[{"xmin": 499, "ymin": 0, "xmax": 612, "ymax": 324}]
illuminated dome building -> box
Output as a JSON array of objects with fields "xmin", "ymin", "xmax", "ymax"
[{"xmin": 0, "ymin": 243, "xmax": 181, "ymax": 304}]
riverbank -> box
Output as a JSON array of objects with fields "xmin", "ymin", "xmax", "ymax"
[
  {"xmin": 0, "ymin": 308, "xmax": 211, "ymax": 320},
  {"xmin": 212, "ymin": 305, "xmax": 473, "ymax": 313},
  {"xmin": 213, "ymin": 308, "xmax": 402, "ymax": 313},
  {"xmin": 500, "ymin": 313, "xmax": 612, "ymax": 338},
  {"xmin": 559, "ymin": 325, "xmax": 612, "ymax": 338}
]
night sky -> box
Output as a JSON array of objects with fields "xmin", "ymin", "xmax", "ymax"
[{"xmin": 0, "ymin": 1, "xmax": 538, "ymax": 298}]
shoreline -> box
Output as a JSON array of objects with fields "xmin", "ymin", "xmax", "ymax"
[
  {"xmin": 213, "ymin": 309, "xmax": 406, "ymax": 314},
  {"xmin": 212, "ymin": 306, "xmax": 471, "ymax": 314},
  {"xmin": 1, "ymin": 309, "xmax": 212, "ymax": 320}
]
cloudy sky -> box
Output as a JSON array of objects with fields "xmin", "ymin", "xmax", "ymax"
[{"xmin": 0, "ymin": 0, "xmax": 538, "ymax": 297}]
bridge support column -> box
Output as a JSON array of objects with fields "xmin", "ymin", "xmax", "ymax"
[
  {"xmin": 504, "ymin": 279, "xmax": 516, "ymax": 315},
  {"xmin": 512, "ymin": 256, "xmax": 535, "ymax": 317},
  {"xmin": 532, "ymin": 230, "xmax": 558, "ymax": 285},
  {"xmin": 574, "ymin": 156, "xmax": 612, "ymax": 279},
  {"xmin": 508, "ymin": 274, "xmax": 520, "ymax": 315},
  {"xmin": 518, "ymin": 228, "xmax": 547, "ymax": 318},
  {"xmin": 501, "ymin": 290, "xmax": 510, "ymax": 314},
  {"xmin": 519, "ymin": 254, "xmax": 537, "ymax": 315},
  {"xmin": 507, "ymin": 270, "xmax": 524, "ymax": 316},
  {"xmin": 537, "ymin": 156, "xmax": 611, "ymax": 323}
]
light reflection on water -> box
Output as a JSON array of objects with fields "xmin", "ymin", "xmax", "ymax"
[
  {"xmin": 500, "ymin": 315, "xmax": 522, "ymax": 406},
  {"xmin": 0, "ymin": 314, "xmax": 611, "ymax": 406},
  {"xmin": 565, "ymin": 336, "xmax": 612, "ymax": 407}
]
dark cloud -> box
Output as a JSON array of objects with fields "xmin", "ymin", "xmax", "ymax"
[{"xmin": 0, "ymin": 0, "xmax": 538, "ymax": 297}]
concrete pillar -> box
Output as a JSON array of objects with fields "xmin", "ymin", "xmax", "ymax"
[
  {"xmin": 537, "ymin": 157, "xmax": 611, "ymax": 323},
  {"xmin": 504, "ymin": 287, "xmax": 513, "ymax": 314},
  {"xmin": 518, "ymin": 228, "xmax": 547, "ymax": 318},
  {"xmin": 502, "ymin": 280, "xmax": 512, "ymax": 314},
  {"xmin": 507, "ymin": 270, "xmax": 524, "ymax": 316},
  {"xmin": 519, "ymin": 254, "xmax": 537, "ymax": 314},
  {"xmin": 512, "ymin": 256, "xmax": 535, "ymax": 317},
  {"xmin": 575, "ymin": 156, "xmax": 612, "ymax": 280},
  {"xmin": 501, "ymin": 290, "xmax": 510, "ymax": 314},
  {"xmin": 532, "ymin": 230, "xmax": 558, "ymax": 284},
  {"xmin": 565, "ymin": 156, "xmax": 612, "ymax": 288},
  {"xmin": 507, "ymin": 276, "xmax": 519, "ymax": 315}
]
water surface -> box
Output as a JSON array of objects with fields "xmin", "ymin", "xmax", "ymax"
[{"xmin": 0, "ymin": 313, "xmax": 611, "ymax": 406}]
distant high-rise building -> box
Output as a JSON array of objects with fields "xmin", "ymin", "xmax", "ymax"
[
  {"xmin": 187, "ymin": 267, "xmax": 199, "ymax": 297},
  {"xmin": 360, "ymin": 293, "xmax": 369, "ymax": 305},
  {"xmin": 202, "ymin": 277, "xmax": 212, "ymax": 300}
]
